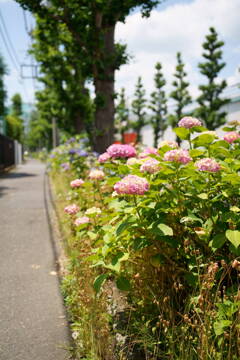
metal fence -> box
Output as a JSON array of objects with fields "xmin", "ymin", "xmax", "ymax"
[{"xmin": 0, "ymin": 134, "xmax": 22, "ymax": 171}]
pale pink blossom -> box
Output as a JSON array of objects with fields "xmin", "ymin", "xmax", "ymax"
[
  {"xmin": 114, "ymin": 175, "xmax": 149, "ymax": 195},
  {"xmin": 70, "ymin": 179, "xmax": 84, "ymax": 188},
  {"xmin": 89, "ymin": 169, "xmax": 105, "ymax": 180},
  {"xmin": 140, "ymin": 158, "xmax": 160, "ymax": 174},
  {"xmin": 138, "ymin": 147, "xmax": 158, "ymax": 158},
  {"xmin": 98, "ymin": 152, "xmax": 111, "ymax": 163},
  {"xmin": 163, "ymin": 149, "xmax": 192, "ymax": 164},
  {"xmin": 85, "ymin": 207, "xmax": 101, "ymax": 215},
  {"xmin": 74, "ymin": 216, "xmax": 90, "ymax": 226},
  {"xmin": 178, "ymin": 116, "xmax": 202, "ymax": 128},
  {"xmin": 158, "ymin": 140, "xmax": 178, "ymax": 148},
  {"xmin": 64, "ymin": 204, "xmax": 80, "ymax": 215},
  {"xmin": 223, "ymin": 131, "xmax": 240, "ymax": 144},
  {"xmin": 126, "ymin": 157, "xmax": 139, "ymax": 166},
  {"xmin": 195, "ymin": 158, "xmax": 221, "ymax": 172},
  {"xmin": 232, "ymin": 259, "xmax": 240, "ymax": 270},
  {"xmin": 106, "ymin": 144, "xmax": 136, "ymax": 158}
]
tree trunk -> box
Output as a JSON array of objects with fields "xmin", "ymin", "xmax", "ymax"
[
  {"xmin": 74, "ymin": 112, "xmax": 85, "ymax": 134},
  {"xmin": 93, "ymin": 25, "xmax": 115, "ymax": 153}
]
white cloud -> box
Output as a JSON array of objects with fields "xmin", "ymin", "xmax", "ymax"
[{"xmin": 115, "ymin": 0, "xmax": 240, "ymax": 101}]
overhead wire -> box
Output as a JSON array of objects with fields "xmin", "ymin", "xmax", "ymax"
[
  {"xmin": 0, "ymin": 22, "xmax": 19, "ymax": 71},
  {"xmin": 0, "ymin": 9, "xmax": 21, "ymax": 67},
  {"xmin": 0, "ymin": 10, "xmax": 31, "ymax": 102},
  {"xmin": 22, "ymin": 9, "xmax": 29, "ymax": 34}
]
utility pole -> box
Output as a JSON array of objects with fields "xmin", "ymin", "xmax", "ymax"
[{"xmin": 52, "ymin": 117, "xmax": 58, "ymax": 148}]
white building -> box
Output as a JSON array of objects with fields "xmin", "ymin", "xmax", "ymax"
[{"xmin": 142, "ymin": 83, "xmax": 240, "ymax": 147}]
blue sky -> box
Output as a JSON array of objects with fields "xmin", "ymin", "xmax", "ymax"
[{"xmin": 0, "ymin": 0, "xmax": 239, "ymax": 106}]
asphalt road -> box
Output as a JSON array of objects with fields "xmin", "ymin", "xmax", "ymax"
[{"xmin": 0, "ymin": 160, "xmax": 70, "ymax": 360}]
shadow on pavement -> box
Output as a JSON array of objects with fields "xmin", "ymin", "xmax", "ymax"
[
  {"xmin": 0, "ymin": 185, "xmax": 11, "ymax": 198},
  {"xmin": 0, "ymin": 172, "xmax": 37, "ymax": 179}
]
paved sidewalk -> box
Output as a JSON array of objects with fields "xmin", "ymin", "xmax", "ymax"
[{"xmin": 0, "ymin": 160, "xmax": 70, "ymax": 360}]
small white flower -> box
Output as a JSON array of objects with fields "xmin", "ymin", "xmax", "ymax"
[
  {"xmin": 72, "ymin": 331, "xmax": 79, "ymax": 340},
  {"xmin": 112, "ymin": 191, "xmax": 118, "ymax": 198}
]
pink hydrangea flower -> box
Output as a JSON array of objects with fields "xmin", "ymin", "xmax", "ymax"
[
  {"xmin": 70, "ymin": 179, "xmax": 84, "ymax": 188},
  {"xmin": 89, "ymin": 169, "xmax": 105, "ymax": 180},
  {"xmin": 163, "ymin": 149, "xmax": 192, "ymax": 164},
  {"xmin": 64, "ymin": 204, "xmax": 80, "ymax": 215},
  {"xmin": 178, "ymin": 116, "xmax": 202, "ymax": 128},
  {"xmin": 114, "ymin": 175, "xmax": 149, "ymax": 195},
  {"xmin": 74, "ymin": 216, "xmax": 90, "ymax": 226},
  {"xmin": 140, "ymin": 158, "xmax": 160, "ymax": 174},
  {"xmin": 195, "ymin": 158, "xmax": 221, "ymax": 172},
  {"xmin": 138, "ymin": 147, "xmax": 158, "ymax": 158},
  {"xmin": 223, "ymin": 131, "xmax": 240, "ymax": 144},
  {"xmin": 106, "ymin": 144, "xmax": 136, "ymax": 158},
  {"xmin": 98, "ymin": 152, "xmax": 111, "ymax": 163},
  {"xmin": 159, "ymin": 140, "xmax": 178, "ymax": 148}
]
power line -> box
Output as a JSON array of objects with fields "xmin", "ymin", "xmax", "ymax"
[
  {"xmin": 0, "ymin": 9, "xmax": 21, "ymax": 67},
  {"xmin": 0, "ymin": 11, "xmax": 33, "ymax": 104},
  {"xmin": 0, "ymin": 22, "xmax": 19, "ymax": 71},
  {"xmin": 22, "ymin": 10, "xmax": 29, "ymax": 34},
  {"xmin": 0, "ymin": 21, "xmax": 31, "ymax": 102}
]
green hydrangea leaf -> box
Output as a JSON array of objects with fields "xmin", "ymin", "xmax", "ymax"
[
  {"xmin": 226, "ymin": 230, "xmax": 240, "ymax": 248},
  {"xmin": 93, "ymin": 274, "xmax": 108, "ymax": 293},
  {"xmin": 116, "ymin": 276, "xmax": 131, "ymax": 291}
]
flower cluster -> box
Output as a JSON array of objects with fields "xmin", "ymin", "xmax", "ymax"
[
  {"xmin": 85, "ymin": 207, "xmax": 102, "ymax": 215},
  {"xmin": 139, "ymin": 147, "xmax": 158, "ymax": 159},
  {"xmin": 195, "ymin": 158, "xmax": 221, "ymax": 172},
  {"xmin": 64, "ymin": 204, "xmax": 80, "ymax": 215},
  {"xmin": 178, "ymin": 117, "xmax": 202, "ymax": 128},
  {"xmin": 89, "ymin": 169, "xmax": 105, "ymax": 180},
  {"xmin": 159, "ymin": 140, "xmax": 178, "ymax": 148},
  {"xmin": 74, "ymin": 216, "xmax": 90, "ymax": 226},
  {"xmin": 106, "ymin": 144, "xmax": 136, "ymax": 158},
  {"xmin": 70, "ymin": 179, "xmax": 84, "ymax": 188},
  {"xmin": 60, "ymin": 162, "xmax": 70, "ymax": 171},
  {"xmin": 223, "ymin": 131, "xmax": 240, "ymax": 144},
  {"xmin": 126, "ymin": 157, "xmax": 139, "ymax": 166},
  {"xmin": 114, "ymin": 175, "xmax": 149, "ymax": 195},
  {"xmin": 98, "ymin": 152, "xmax": 111, "ymax": 163},
  {"xmin": 140, "ymin": 158, "xmax": 160, "ymax": 174},
  {"xmin": 164, "ymin": 149, "xmax": 192, "ymax": 164}
]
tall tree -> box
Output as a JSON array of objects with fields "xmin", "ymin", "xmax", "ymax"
[
  {"xmin": 115, "ymin": 88, "xmax": 130, "ymax": 143},
  {"xmin": 30, "ymin": 17, "xmax": 93, "ymax": 140},
  {"xmin": 25, "ymin": 108, "xmax": 52, "ymax": 151},
  {"xmin": 196, "ymin": 27, "xmax": 229, "ymax": 129},
  {"xmin": 16, "ymin": 0, "xmax": 162, "ymax": 152},
  {"xmin": 131, "ymin": 77, "xmax": 147, "ymax": 143},
  {"xmin": 6, "ymin": 93, "xmax": 24, "ymax": 142},
  {"xmin": 149, "ymin": 62, "xmax": 167, "ymax": 147},
  {"xmin": 169, "ymin": 52, "xmax": 191, "ymax": 131}
]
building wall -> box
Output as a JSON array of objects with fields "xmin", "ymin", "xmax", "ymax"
[{"xmin": 142, "ymin": 97, "xmax": 240, "ymax": 147}]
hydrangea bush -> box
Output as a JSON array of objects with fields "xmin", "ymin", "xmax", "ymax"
[{"xmin": 50, "ymin": 121, "xmax": 240, "ymax": 359}]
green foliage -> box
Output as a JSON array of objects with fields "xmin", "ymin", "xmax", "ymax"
[
  {"xmin": 196, "ymin": 27, "xmax": 230, "ymax": 129},
  {"xmin": 6, "ymin": 93, "xmax": 24, "ymax": 142},
  {"xmin": 149, "ymin": 62, "xmax": 168, "ymax": 147},
  {"xmin": 169, "ymin": 52, "xmax": 192, "ymax": 143},
  {"xmin": 30, "ymin": 16, "xmax": 93, "ymax": 143},
  {"xmin": 25, "ymin": 109, "xmax": 52, "ymax": 151},
  {"xmin": 0, "ymin": 53, "xmax": 7, "ymax": 119},
  {"xmin": 16, "ymin": 0, "xmax": 162, "ymax": 152},
  {"xmin": 49, "ymin": 119, "xmax": 240, "ymax": 359},
  {"xmin": 131, "ymin": 76, "xmax": 147, "ymax": 142}
]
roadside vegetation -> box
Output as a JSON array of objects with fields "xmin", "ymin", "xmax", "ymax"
[{"xmin": 49, "ymin": 120, "xmax": 240, "ymax": 360}]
